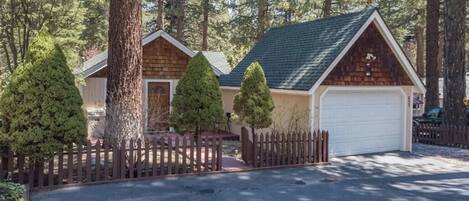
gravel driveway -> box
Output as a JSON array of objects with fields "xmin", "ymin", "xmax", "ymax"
[{"xmin": 33, "ymin": 145, "xmax": 469, "ymax": 201}]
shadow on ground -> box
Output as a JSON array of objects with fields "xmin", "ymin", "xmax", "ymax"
[{"xmin": 33, "ymin": 151, "xmax": 469, "ymax": 201}]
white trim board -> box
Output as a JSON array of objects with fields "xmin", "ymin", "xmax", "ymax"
[
  {"xmin": 308, "ymin": 10, "xmax": 426, "ymax": 95},
  {"xmin": 81, "ymin": 30, "xmax": 196, "ymax": 78}
]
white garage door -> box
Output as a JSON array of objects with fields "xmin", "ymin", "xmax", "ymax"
[{"xmin": 320, "ymin": 90, "xmax": 404, "ymax": 156}]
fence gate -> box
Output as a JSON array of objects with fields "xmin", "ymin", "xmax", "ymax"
[{"xmin": 240, "ymin": 127, "xmax": 329, "ymax": 167}]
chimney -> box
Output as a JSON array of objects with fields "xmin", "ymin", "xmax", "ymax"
[{"xmin": 403, "ymin": 35, "xmax": 417, "ymax": 69}]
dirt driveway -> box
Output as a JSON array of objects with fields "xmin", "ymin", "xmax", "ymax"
[{"xmin": 33, "ymin": 144, "xmax": 469, "ymax": 201}]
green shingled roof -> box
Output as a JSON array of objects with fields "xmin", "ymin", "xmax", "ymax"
[{"xmin": 219, "ymin": 7, "xmax": 376, "ymax": 91}]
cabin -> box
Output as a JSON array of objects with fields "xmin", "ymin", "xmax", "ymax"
[{"xmin": 75, "ymin": 30, "xmax": 231, "ymax": 138}]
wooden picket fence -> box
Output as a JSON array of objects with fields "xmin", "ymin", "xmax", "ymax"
[
  {"xmin": 241, "ymin": 128, "xmax": 329, "ymax": 167},
  {"xmin": 0, "ymin": 136, "xmax": 223, "ymax": 189},
  {"xmin": 413, "ymin": 123, "xmax": 469, "ymax": 149}
]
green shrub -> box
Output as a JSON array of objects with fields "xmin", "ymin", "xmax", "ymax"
[
  {"xmin": 0, "ymin": 29, "xmax": 86, "ymax": 162},
  {"xmin": 0, "ymin": 180, "xmax": 24, "ymax": 201},
  {"xmin": 233, "ymin": 62, "xmax": 274, "ymax": 136},
  {"xmin": 170, "ymin": 53, "xmax": 225, "ymax": 139}
]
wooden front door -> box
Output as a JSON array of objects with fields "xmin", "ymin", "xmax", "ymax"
[{"xmin": 146, "ymin": 82, "xmax": 170, "ymax": 132}]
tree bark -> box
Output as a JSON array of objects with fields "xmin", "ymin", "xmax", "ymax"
[
  {"xmin": 425, "ymin": 0, "xmax": 440, "ymax": 112},
  {"xmin": 323, "ymin": 0, "xmax": 332, "ymax": 17},
  {"xmin": 415, "ymin": 24, "xmax": 425, "ymax": 77},
  {"xmin": 175, "ymin": 0, "xmax": 185, "ymax": 42},
  {"xmin": 105, "ymin": 0, "xmax": 143, "ymax": 142},
  {"xmin": 256, "ymin": 0, "xmax": 268, "ymax": 40},
  {"xmin": 443, "ymin": 0, "xmax": 466, "ymax": 125},
  {"xmin": 156, "ymin": 0, "xmax": 165, "ymax": 30},
  {"xmin": 201, "ymin": 0, "xmax": 209, "ymax": 50}
]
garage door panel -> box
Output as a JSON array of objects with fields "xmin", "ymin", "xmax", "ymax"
[
  {"xmin": 330, "ymin": 135, "xmax": 401, "ymax": 156},
  {"xmin": 321, "ymin": 90, "xmax": 404, "ymax": 156},
  {"xmin": 330, "ymin": 134, "xmax": 402, "ymax": 143}
]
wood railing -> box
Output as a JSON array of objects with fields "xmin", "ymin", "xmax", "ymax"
[
  {"xmin": 241, "ymin": 127, "xmax": 329, "ymax": 167},
  {"xmin": 413, "ymin": 123, "xmax": 469, "ymax": 149},
  {"xmin": 0, "ymin": 136, "xmax": 223, "ymax": 189}
]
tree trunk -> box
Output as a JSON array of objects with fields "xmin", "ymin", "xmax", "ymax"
[
  {"xmin": 156, "ymin": 0, "xmax": 165, "ymax": 30},
  {"xmin": 175, "ymin": 0, "xmax": 185, "ymax": 42},
  {"xmin": 415, "ymin": 25, "xmax": 425, "ymax": 77},
  {"xmin": 323, "ymin": 0, "xmax": 332, "ymax": 17},
  {"xmin": 105, "ymin": 0, "xmax": 143, "ymax": 142},
  {"xmin": 443, "ymin": 0, "xmax": 466, "ymax": 125},
  {"xmin": 424, "ymin": 0, "xmax": 440, "ymax": 112},
  {"xmin": 201, "ymin": 0, "xmax": 209, "ymax": 50},
  {"xmin": 256, "ymin": 0, "xmax": 268, "ymax": 40}
]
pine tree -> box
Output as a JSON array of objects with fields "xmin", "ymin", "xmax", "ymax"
[
  {"xmin": 170, "ymin": 53, "xmax": 225, "ymax": 139},
  {"xmin": 0, "ymin": 29, "xmax": 86, "ymax": 162},
  {"xmin": 323, "ymin": 0, "xmax": 332, "ymax": 17},
  {"xmin": 443, "ymin": 0, "xmax": 466, "ymax": 125},
  {"xmin": 105, "ymin": 0, "xmax": 144, "ymax": 142},
  {"xmin": 233, "ymin": 62, "xmax": 274, "ymax": 136},
  {"xmin": 425, "ymin": 0, "xmax": 440, "ymax": 112}
]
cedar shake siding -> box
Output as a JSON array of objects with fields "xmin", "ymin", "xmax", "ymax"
[
  {"xmin": 322, "ymin": 24, "xmax": 413, "ymax": 86},
  {"xmin": 89, "ymin": 37, "xmax": 191, "ymax": 78}
]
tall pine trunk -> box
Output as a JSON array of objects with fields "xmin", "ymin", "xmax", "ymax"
[
  {"xmin": 425, "ymin": 0, "xmax": 440, "ymax": 112},
  {"xmin": 201, "ymin": 0, "xmax": 209, "ymax": 50},
  {"xmin": 176, "ymin": 0, "xmax": 185, "ymax": 42},
  {"xmin": 156, "ymin": 0, "xmax": 165, "ymax": 30},
  {"xmin": 415, "ymin": 24, "xmax": 425, "ymax": 77},
  {"xmin": 443, "ymin": 0, "xmax": 466, "ymax": 125},
  {"xmin": 105, "ymin": 0, "xmax": 143, "ymax": 142},
  {"xmin": 256, "ymin": 0, "xmax": 268, "ymax": 40},
  {"xmin": 322, "ymin": 0, "xmax": 332, "ymax": 17}
]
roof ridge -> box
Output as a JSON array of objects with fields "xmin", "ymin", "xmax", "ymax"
[{"xmin": 268, "ymin": 6, "xmax": 375, "ymax": 32}]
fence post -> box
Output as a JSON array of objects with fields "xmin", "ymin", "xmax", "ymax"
[
  {"xmin": 85, "ymin": 140, "xmax": 92, "ymax": 182},
  {"xmin": 204, "ymin": 137, "xmax": 209, "ymax": 172},
  {"xmin": 136, "ymin": 139, "xmax": 142, "ymax": 178},
  {"xmin": 152, "ymin": 139, "xmax": 158, "ymax": 176},
  {"xmin": 217, "ymin": 136, "xmax": 223, "ymax": 171},
  {"xmin": 159, "ymin": 137, "xmax": 165, "ymax": 175},
  {"xmin": 253, "ymin": 133, "xmax": 257, "ymax": 167},
  {"xmin": 144, "ymin": 140, "xmax": 150, "ymax": 177},
  {"xmin": 196, "ymin": 136, "xmax": 202, "ymax": 172},
  {"xmin": 181, "ymin": 137, "xmax": 187, "ymax": 173},
  {"xmin": 95, "ymin": 141, "xmax": 101, "ymax": 181},
  {"xmin": 324, "ymin": 131, "xmax": 329, "ymax": 163},
  {"xmin": 103, "ymin": 140, "xmax": 109, "ymax": 181}
]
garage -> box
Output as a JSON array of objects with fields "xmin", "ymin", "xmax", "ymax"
[
  {"xmin": 219, "ymin": 7, "xmax": 426, "ymax": 156},
  {"xmin": 320, "ymin": 89, "xmax": 405, "ymax": 156}
]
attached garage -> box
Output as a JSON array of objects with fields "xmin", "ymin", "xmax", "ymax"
[
  {"xmin": 219, "ymin": 7, "xmax": 426, "ymax": 157},
  {"xmin": 320, "ymin": 88, "xmax": 405, "ymax": 156}
]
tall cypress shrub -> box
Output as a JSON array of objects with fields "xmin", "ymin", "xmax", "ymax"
[
  {"xmin": 0, "ymin": 29, "xmax": 86, "ymax": 162},
  {"xmin": 233, "ymin": 62, "xmax": 274, "ymax": 136},
  {"xmin": 170, "ymin": 53, "xmax": 225, "ymax": 139}
]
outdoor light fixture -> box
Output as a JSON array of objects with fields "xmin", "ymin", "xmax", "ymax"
[
  {"xmin": 365, "ymin": 53, "xmax": 377, "ymax": 77},
  {"xmin": 365, "ymin": 63, "xmax": 372, "ymax": 77}
]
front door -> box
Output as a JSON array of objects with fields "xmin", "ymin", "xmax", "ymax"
[{"xmin": 146, "ymin": 82, "xmax": 170, "ymax": 132}]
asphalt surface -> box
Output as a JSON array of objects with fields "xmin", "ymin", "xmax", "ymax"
[{"xmin": 32, "ymin": 151, "xmax": 469, "ymax": 201}]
